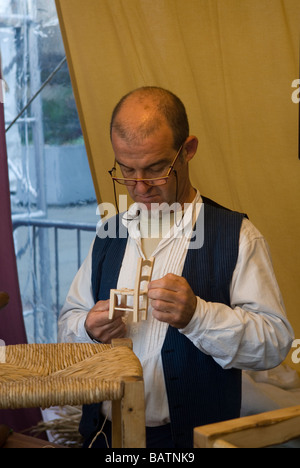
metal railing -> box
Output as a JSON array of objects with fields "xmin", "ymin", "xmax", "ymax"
[{"xmin": 12, "ymin": 217, "xmax": 96, "ymax": 342}]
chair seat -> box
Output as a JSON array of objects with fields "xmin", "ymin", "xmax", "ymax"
[{"xmin": 0, "ymin": 340, "xmax": 146, "ymax": 448}]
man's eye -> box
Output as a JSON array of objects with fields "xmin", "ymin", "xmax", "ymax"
[
  {"xmin": 120, "ymin": 165, "xmax": 166, "ymax": 178},
  {"xmin": 122, "ymin": 168, "xmax": 135, "ymax": 177},
  {"xmin": 148, "ymin": 166, "xmax": 165, "ymax": 176}
]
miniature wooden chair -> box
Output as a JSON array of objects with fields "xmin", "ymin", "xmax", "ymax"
[
  {"xmin": 194, "ymin": 405, "xmax": 300, "ymax": 448},
  {"xmin": 109, "ymin": 257, "xmax": 155, "ymax": 323}
]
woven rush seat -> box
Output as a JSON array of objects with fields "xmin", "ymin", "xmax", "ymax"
[
  {"xmin": 0, "ymin": 340, "xmax": 146, "ymax": 447},
  {"xmin": 0, "ymin": 342, "xmax": 142, "ymax": 409}
]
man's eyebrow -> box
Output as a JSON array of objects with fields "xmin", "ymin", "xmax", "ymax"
[{"xmin": 117, "ymin": 158, "xmax": 170, "ymax": 171}]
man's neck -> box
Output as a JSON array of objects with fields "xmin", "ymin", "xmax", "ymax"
[{"xmin": 177, "ymin": 185, "xmax": 197, "ymax": 207}]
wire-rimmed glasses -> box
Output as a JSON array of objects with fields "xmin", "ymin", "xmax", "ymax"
[{"xmin": 108, "ymin": 143, "xmax": 183, "ymax": 187}]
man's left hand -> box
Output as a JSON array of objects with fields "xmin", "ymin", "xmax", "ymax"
[{"xmin": 147, "ymin": 274, "xmax": 197, "ymax": 329}]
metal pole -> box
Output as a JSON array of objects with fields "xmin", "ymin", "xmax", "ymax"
[{"xmin": 28, "ymin": 0, "xmax": 53, "ymax": 342}]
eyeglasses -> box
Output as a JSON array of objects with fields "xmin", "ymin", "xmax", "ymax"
[{"xmin": 108, "ymin": 143, "xmax": 184, "ymax": 186}]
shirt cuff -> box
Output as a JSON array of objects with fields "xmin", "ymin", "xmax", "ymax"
[
  {"xmin": 65, "ymin": 313, "xmax": 95, "ymax": 343},
  {"xmin": 179, "ymin": 296, "xmax": 206, "ymax": 338}
]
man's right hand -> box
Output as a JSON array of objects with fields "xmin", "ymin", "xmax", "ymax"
[{"xmin": 84, "ymin": 299, "xmax": 127, "ymax": 344}]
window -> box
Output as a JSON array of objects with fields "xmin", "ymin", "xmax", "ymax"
[{"xmin": 1, "ymin": 0, "xmax": 98, "ymax": 342}]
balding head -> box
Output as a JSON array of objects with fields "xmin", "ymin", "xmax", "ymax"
[{"xmin": 110, "ymin": 87, "xmax": 189, "ymax": 150}]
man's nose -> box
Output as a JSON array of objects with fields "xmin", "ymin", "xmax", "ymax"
[{"xmin": 134, "ymin": 180, "xmax": 152, "ymax": 194}]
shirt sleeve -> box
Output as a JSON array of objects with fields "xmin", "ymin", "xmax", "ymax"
[
  {"xmin": 179, "ymin": 218, "xmax": 295, "ymax": 371},
  {"xmin": 57, "ymin": 241, "xmax": 95, "ymax": 343}
]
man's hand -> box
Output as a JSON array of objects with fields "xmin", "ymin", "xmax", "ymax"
[
  {"xmin": 148, "ymin": 274, "xmax": 197, "ymax": 329},
  {"xmin": 84, "ymin": 299, "xmax": 127, "ymax": 344}
]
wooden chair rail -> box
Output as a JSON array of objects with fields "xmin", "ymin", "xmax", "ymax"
[{"xmin": 194, "ymin": 405, "xmax": 300, "ymax": 448}]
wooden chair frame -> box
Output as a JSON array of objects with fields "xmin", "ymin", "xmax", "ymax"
[
  {"xmin": 111, "ymin": 376, "xmax": 145, "ymax": 447},
  {"xmin": 111, "ymin": 339, "xmax": 146, "ymax": 448},
  {"xmin": 109, "ymin": 257, "xmax": 155, "ymax": 323},
  {"xmin": 194, "ymin": 405, "xmax": 300, "ymax": 448}
]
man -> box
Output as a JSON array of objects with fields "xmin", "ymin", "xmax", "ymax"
[{"xmin": 58, "ymin": 87, "xmax": 294, "ymax": 448}]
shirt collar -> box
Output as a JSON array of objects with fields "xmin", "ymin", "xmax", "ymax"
[{"xmin": 122, "ymin": 190, "xmax": 202, "ymax": 241}]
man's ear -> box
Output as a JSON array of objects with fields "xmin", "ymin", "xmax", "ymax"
[{"xmin": 183, "ymin": 136, "xmax": 198, "ymax": 162}]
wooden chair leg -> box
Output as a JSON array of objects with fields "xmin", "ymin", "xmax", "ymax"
[
  {"xmin": 109, "ymin": 291, "xmax": 118, "ymax": 320},
  {"xmin": 111, "ymin": 399, "xmax": 122, "ymax": 448},
  {"xmin": 140, "ymin": 294, "xmax": 148, "ymax": 321},
  {"xmin": 120, "ymin": 294, "xmax": 127, "ymax": 310},
  {"xmin": 111, "ymin": 340, "xmax": 146, "ymax": 448},
  {"xmin": 133, "ymin": 294, "xmax": 139, "ymax": 323},
  {"xmin": 111, "ymin": 378, "xmax": 146, "ymax": 448},
  {"xmin": 121, "ymin": 378, "xmax": 146, "ymax": 448}
]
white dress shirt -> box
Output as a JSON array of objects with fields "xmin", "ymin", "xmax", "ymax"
[{"xmin": 58, "ymin": 192, "xmax": 294, "ymax": 426}]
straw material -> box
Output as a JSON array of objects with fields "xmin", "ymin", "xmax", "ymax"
[
  {"xmin": 0, "ymin": 343, "xmax": 143, "ymax": 410},
  {"xmin": 31, "ymin": 406, "xmax": 84, "ymax": 447},
  {"xmin": 4, "ymin": 343, "xmax": 111, "ymax": 376}
]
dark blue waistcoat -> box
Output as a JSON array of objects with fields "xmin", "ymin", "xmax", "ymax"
[{"xmin": 79, "ymin": 198, "xmax": 245, "ymax": 448}]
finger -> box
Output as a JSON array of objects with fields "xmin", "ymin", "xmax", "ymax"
[
  {"xmin": 109, "ymin": 308, "xmax": 126, "ymax": 320},
  {"xmin": 107, "ymin": 315, "xmax": 126, "ymax": 330},
  {"xmin": 99, "ymin": 319, "xmax": 127, "ymax": 343},
  {"xmin": 148, "ymin": 273, "xmax": 182, "ymax": 292},
  {"xmin": 90, "ymin": 307, "xmax": 124, "ymax": 326},
  {"xmin": 151, "ymin": 297, "xmax": 174, "ymax": 313},
  {"xmin": 93, "ymin": 299, "xmax": 110, "ymax": 312},
  {"xmin": 152, "ymin": 308, "xmax": 174, "ymax": 327},
  {"xmin": 148, "ymin": 280, "xmax": 171, "ymax": 292},
  {"xmin": 148, "ymin": 287, "xmax": 176, "ymax": 303},
  {"xmin": 109, "ymin": 321, "xmax": 127, "ymax": 338},
  {"xmin": 152, "ymin": 308, "xmax": 176, "ymax": 325},
  {"xmin": 93, "ymin": 300, "xmax": 126, "ymax": 318}
]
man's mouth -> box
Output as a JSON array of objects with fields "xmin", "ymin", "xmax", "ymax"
[{"xmin": 136, "ymin": 194, "xmax": 161, "ymax": 205}]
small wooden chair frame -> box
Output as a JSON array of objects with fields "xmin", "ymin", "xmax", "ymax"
[
  {"xmin": 109, "ymin": 257, "xmax": 155, "ymax": 323},
  {"xmin": 194, "ymin": 405, "xmax": 300, "ymax": 448}
]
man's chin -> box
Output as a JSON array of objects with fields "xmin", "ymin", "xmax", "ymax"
[
  {"xmin": 136, "ymin": 198, "xmax": 181, "ymax": 213},
  {"xmin": 135, "ymin": 197, "xmax": 161, "ymax": 210}
]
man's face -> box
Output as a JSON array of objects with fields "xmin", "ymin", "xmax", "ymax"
[{"xmin": 111, "ymin": 123, "xmax": 189, "ymax": 210}]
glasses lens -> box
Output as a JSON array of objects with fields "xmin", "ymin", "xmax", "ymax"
[
  {"xmin": 113, "ymin": 176, "xmax": 169, "ymax": 186},
  {"xmin": 110, "ymin": 163, "xmax": 172, "ymax": 186},
  {"xmin": 145, "ymin": 178, "xmax": 168, "ymax": 186},
  {"xmin": 113, "ymin": 178, "xmax": 136, "ymax": 186}
]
